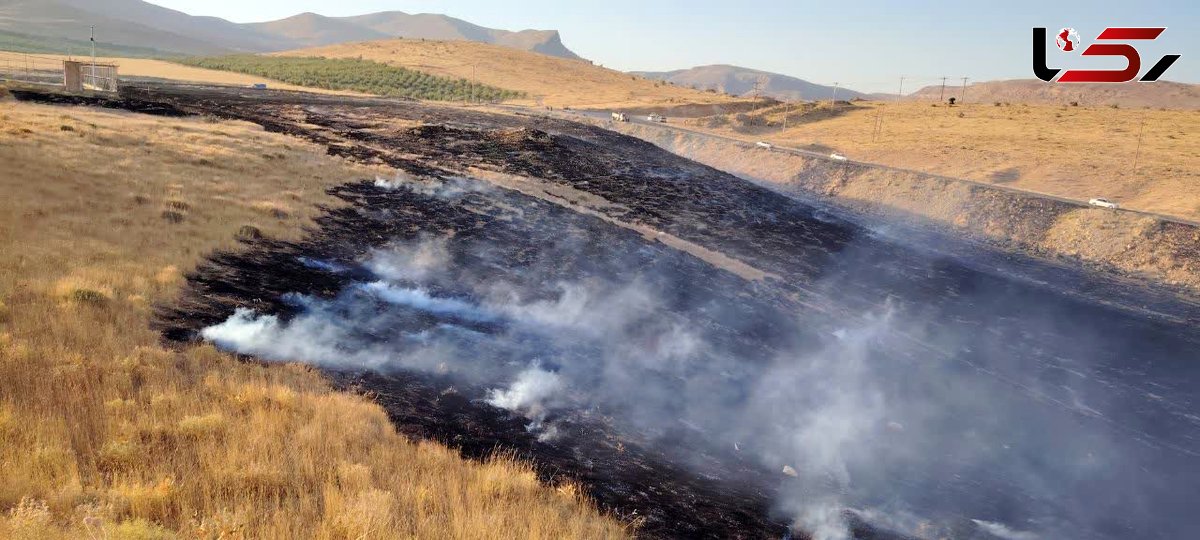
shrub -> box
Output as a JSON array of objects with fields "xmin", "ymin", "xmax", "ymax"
[
  {"xmin": 71, "ymin": 288, "xmax": 110, "ymax": 305},
  {"xmin": 161, "ymin": 210, "xmax": 185, "ymax": 224},
  {"xmin": 236, "ymin": 225, "xmax": 263, "ymax": 240}
]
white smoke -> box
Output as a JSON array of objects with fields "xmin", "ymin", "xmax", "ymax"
[
  {"xmin": 798, "ymin": 499, "xmax": 851, "ymax": 540},
  {"xmin": 487, "ymin": 366, "xmax": 564, "ymax": 413},
  {"xmin": 751, "ymin": 309, "xmax": 894, "ymax": 539},
  {"xmin": 366, "ymin": 237, "xmax": 449, "ymax": 282},
  {"xmin": 197, "ymin": 218, "xmax": 1133, "ymax": 540},
  {"xmin": 972, "ymin": 519, "xmax": 1039, "ymax": 540},
  {"xmin": 201, "ymin": 308, "xmax": 394, "ymax": 371},
  {"xmin": 360, "ymin": 281, "xmax": 497, "ymax": 323},
  {"xmin": 374, "ymin": 174, "xmax": 489, "ymax": 198}
]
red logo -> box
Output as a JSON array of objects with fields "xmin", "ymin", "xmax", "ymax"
[{"xmin": 1033, "ymin": 27, "xmax": 1181, "ymax": 83}]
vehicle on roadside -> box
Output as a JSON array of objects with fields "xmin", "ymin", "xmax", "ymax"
[
  {"xmin": 647, "ymin": 113, "xmax": 666, "ymax": 123},
  {"xmin": 830, "ymin": 153, "xmax": 848, "ymax": 161},
  {"xmin": 612, "ymin": 112, "xmax": 628, "ymax": 122},
  {"xmin": 756, "ymin": 141, "xmax": 773, "ymax": 150},
  {"xmin": 1089, "ymin": 197, "xmax": 1120, "ymax": 209}
]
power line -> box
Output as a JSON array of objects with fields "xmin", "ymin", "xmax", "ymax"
[
  {"xmin": 938, "ymin": 76, "xmax": 947, "ymax": 102},
  {"xmin": 960, "ymin": 77, "xmax": 969, "ymax": 103}
]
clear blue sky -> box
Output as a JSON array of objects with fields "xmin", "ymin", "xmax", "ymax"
[{"xmin": 150, "ymin": 0, "xmax": 1196, "ymax": 93}]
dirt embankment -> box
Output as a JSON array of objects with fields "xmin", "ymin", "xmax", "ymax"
[
  {"xmin": 599, "ymin": 121, "xmax": 1200, "ymax": 297},
  {"xmin": 598, "ymin": 99, "xmax": 776, "ymax": 119}
]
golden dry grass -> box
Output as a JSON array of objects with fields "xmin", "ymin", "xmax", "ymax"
[
  {"xmin": 693, "ymin": 101, "xmax": 1200, "ymax": 221},
  {"xmin": 0, "ymin": 51, "xmax": 363, "ymax": 96},
  {"xmin": 272, "ymin": 39, "xmax": 739, "ymax": 109},
  {"xmin": 0, "ymin": 94, "xmax": 629, "ymax": 539}
]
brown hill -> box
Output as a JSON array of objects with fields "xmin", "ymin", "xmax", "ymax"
[
  {"xmin": 274, "ymin": 39, "xmax": 740, "ymax": 109},
  {"xmin": 910, "ymin": 79, "xmax": 1200, "ymax": 109},
  {"xmin": 635, "ymin": 64, "xmax": 867, "ymax": 102},
  {"xmin": 0, "ymin": 0, "xmax": 584, "ymax": 59},
  {"xmin": 249, "ymin": 12, "xmax": 389, "ymax": 48}
]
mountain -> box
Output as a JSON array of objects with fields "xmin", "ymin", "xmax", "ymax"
[
  {"xmin": 0, "ymin": 0, "xmax": 582, "ymax": 59},
  {"xmin": 908, "ymin": 79, "xmax": 1200, "ymax": 109},
  {"xmin": 0, "ymin": 0, "xmax": 236, "ymax": 55},
  {"xmin": 635, "ymin": 65, "xmax": 866, "ymax": 102},
  {"xmin": 339, "ymin": 12, "xmax": 581, "ymax": 60},
  {"xmin": 248, "ymin": 13, "xmax": 389, "ymax": 49},
  {"xmin": 252, "ymin": 11, "xmax": 581, "ymax": 60}
]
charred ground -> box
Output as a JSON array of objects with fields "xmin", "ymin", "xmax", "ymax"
[{"xmin": 13, "ymin": 85, "xmax": 1200, "ymax": 540}]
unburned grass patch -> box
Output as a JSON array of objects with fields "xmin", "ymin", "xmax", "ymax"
[{"xmin": 0, "ymin": 100, "xmax": 629, "ymax": 538}]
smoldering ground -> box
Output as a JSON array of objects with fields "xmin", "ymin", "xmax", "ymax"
[
  {"xmin": 165, "ymin": 173, "xmax": 1200, "ymax": 540},
  {"xmin": 12, "ymin": 84, "xmax": 1191, "ymax": 539}
]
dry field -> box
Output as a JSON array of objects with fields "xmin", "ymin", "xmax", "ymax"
[
  {"xmin": 0, "ymin": 91, "xmax": 628, "ymax": 539},
  {"xmin": 0, "ymin": 51, "xmax": 362, "ymax": 96},
  {"xmin": 692, "ymin": 101, "xmax": 1200, "ymax": 221},
  {"xmin": 272, "ymin": 39, "xmax": 741, "ymax": 109}
]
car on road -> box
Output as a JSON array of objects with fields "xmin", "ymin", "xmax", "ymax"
[
  {"xmin": 1089, "ymin": 197, "xmax": 1120, "ymax": 209},
  {"xmin": 647, "ymin": 113, "xmax": 666, "ymax": 123},
  {"xmin": 756, "ymin": 141, "xmax": 773, "ymax": 150},
  {"xmin": 830, "ymin": 153, "xmax": 848, "ymax": 161}
]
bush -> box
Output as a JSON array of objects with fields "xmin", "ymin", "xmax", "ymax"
[{"xmin": 176, "ymin": 55, "xmax": 525, "ymax": 102}]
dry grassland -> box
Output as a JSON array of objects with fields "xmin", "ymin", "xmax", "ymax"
[
  {"xmin": 0, "ymin": 93, "xmax": 629, "ymax": 539},
  {"xmin": 273, "ymin": 39, "xmax": 740, "ymax": 109},
  {"xmin": 695, "ymin": 101, "xmax": 1200, "ymax": 221}
]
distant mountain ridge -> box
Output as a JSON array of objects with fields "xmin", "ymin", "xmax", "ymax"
[
  {"xmin": 908, "ymin": 79, "xmax": 1200, "ymax": 109},
  {"xmin": 635, "ymin": 65, "xmax": 867, "ymax": 102},
  {"xmin": 0, "ymin": 0, "xmax": 583, "ymax": 59}
]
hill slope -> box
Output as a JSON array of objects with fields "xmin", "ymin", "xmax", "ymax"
[
  {"xmin": 636, "ymin": 65, "xmax": 866, "ymax": 101},
  {"xmin": 274, "ymin": 39, "xmax": 740, "ymax": 108},
  {"xmin": 0, "ymin": 0, "xmax": 233, "ymax": 55},
  {"xmin": 0, "ymin": 0, "xmax": 583, "ymax": 59},
  {"xmin": 248, "ymin": 12, "xmax": 389, "ymax": 48},
  {"xmin": 909, "ymin": 79, "xmax": 1200, "ymax": 109},
  {"xmin": 338, "ymin": 11, "xmax": 582, "ymax": 60}
]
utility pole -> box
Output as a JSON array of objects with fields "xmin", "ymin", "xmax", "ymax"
[
  {"xmin": 752, "ymin": 75, "xmax": 768, "ymax": 100},
  {"xmin": 471, "ymin": 63, "xmax": 477, "ymax": 104},
  {"xmin": 897, "ymin": 76, "xmax": 905, "ymax": 101},
  {"xmin": 960, "ymin": 77, "xmax": 969, "ymax": 104},
  {"xmin": 938, "ymin": 76, "xmax": 947, "ymax": 102},
  {"xmin": 831, "ymin": 82, "xmax": 840, "ymax": 106},
  {"xmin": 90, "ymin": 25, "xmax": 96, "ymax": 88},
  {"xmin": 872, "ymin": 109, "xmax": 884, "ymax": 143},
  {"xmin": 783, "ymin": 100, "xmax": 791, "ymax": 131},
  {"xmin": 1132, "ymin": 113, "xmax": 1146, "ymax": 177}
]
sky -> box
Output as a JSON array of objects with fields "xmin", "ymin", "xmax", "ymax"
[{"xmin": 149, "ymin": 0, "xmax": 1197, "ymax": 93}]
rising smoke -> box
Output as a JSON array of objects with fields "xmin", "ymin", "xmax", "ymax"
[{"xmin": 199, "ymin": 178, "xmax": 1194, "ymax": 540}]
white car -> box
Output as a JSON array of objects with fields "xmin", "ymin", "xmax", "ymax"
[
  {"xmin": 756, "ymin": 141, "xmax": 773, "ymax": 150},
  {"xmin": 830, "ymin": 153, "xmax": 848, "ymax": 161},
  {"xmin": 1089, "ymin": 197, "xmax": 1120, "ymax": 209},
  {"xmin": 647, "ymin": 113, "xmax": 666, "ymax": 123}
]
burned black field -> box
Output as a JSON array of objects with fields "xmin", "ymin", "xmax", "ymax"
[{"xmin": 17, "ymin": 86, "xmax": 1200, "ymax": 540}]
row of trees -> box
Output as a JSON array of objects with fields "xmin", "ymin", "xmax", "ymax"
[{"xmin": 178, "ymin": 55, "xmax": 524, "ymax": 102}]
